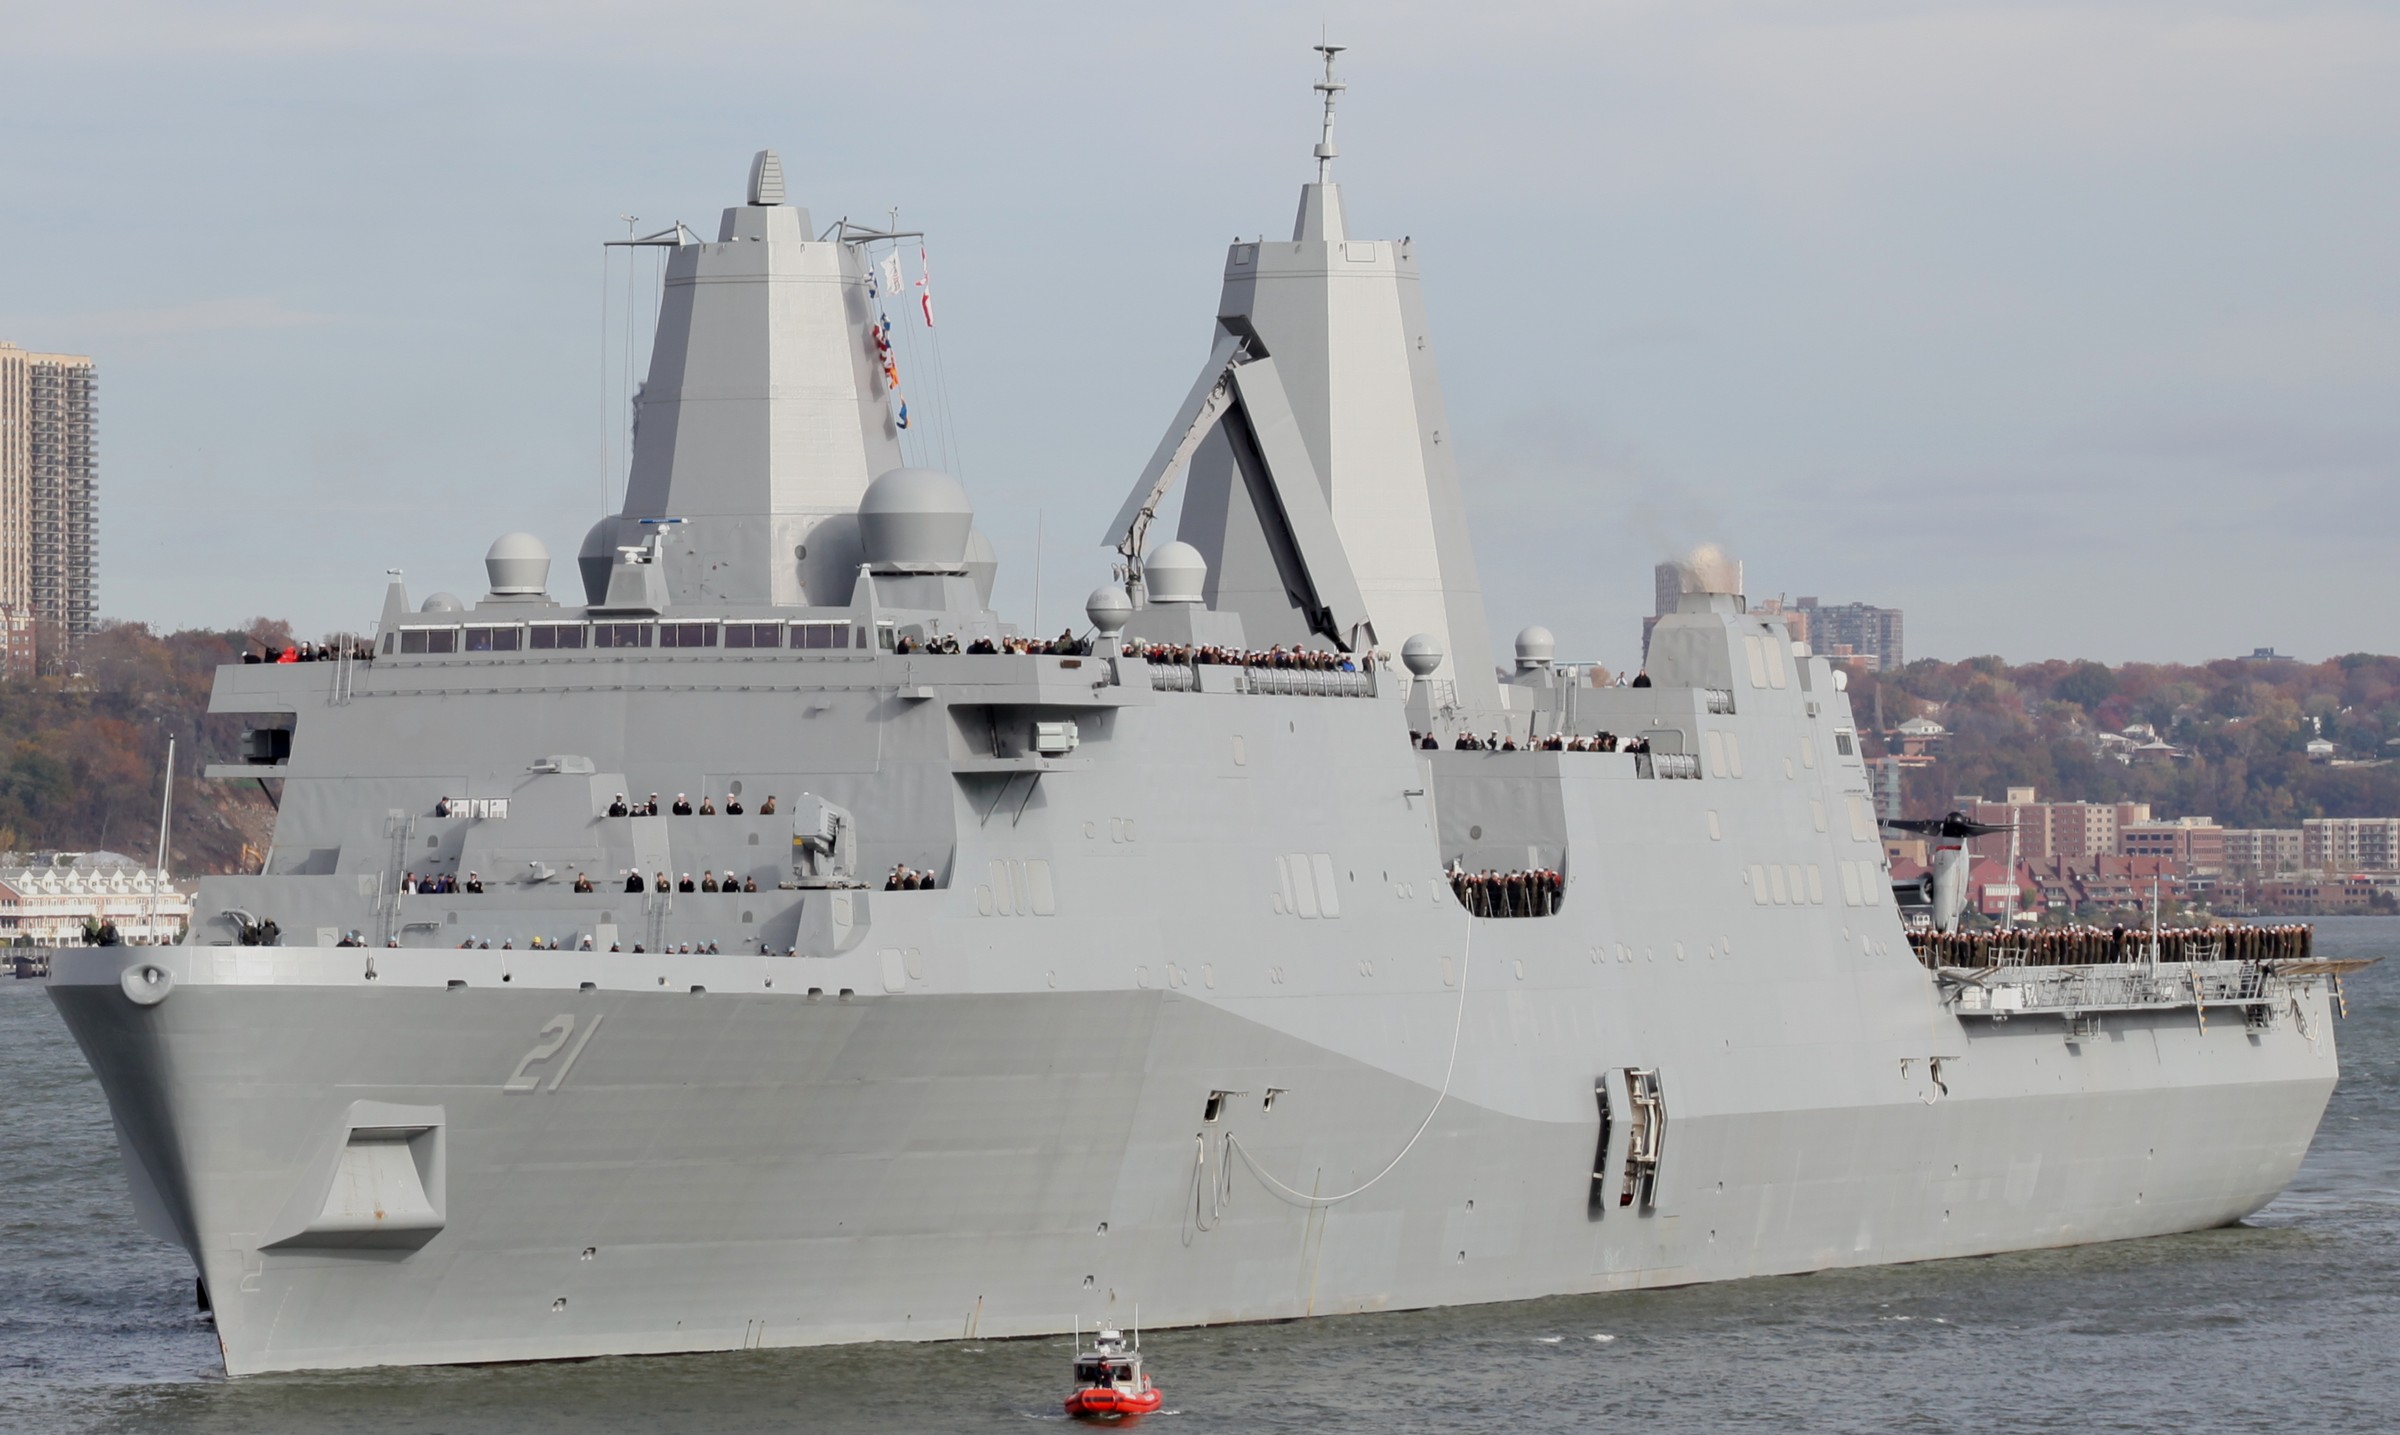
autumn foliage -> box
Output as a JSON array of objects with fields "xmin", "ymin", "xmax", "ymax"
[
  {"xmin": 1850, "ymin": 653, "xmax": 2400, "ymax": 827},
  {"xmin": 0, "ymin": 621, "xmax": 284, "ymax": 873}
]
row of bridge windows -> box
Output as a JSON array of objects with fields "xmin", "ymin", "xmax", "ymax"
[{"xmin": 390, "ymin": 620, "xmax": 885, "ymax": 656}]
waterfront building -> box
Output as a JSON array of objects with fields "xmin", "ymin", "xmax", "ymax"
[
  {"xmin": 1959, "ymin": 787, "xmax": 2151, "ymax": 866},
  {"xmin": 0, "ymin": 852, "xmax": 188, "ymax": 946},
  {"xmin": 2300, "ymin": 817, "xmax": 2400, "ymax": 875},
  {"xmin": 2121, "ymin": 817, "xmax": 2227, "ymax": 876},
  {"xmin": 2224, "ymin": 828, "xmax": 2305, "ymax": 879}
]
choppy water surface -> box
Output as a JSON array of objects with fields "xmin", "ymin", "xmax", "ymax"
[{"xmin": 7, "ymin": 920, "xmax": 2396, "ymax": 1434}]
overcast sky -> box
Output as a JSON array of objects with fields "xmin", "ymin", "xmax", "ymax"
[{"xmin": 4, "ymin": 1, "xmax": 2394, "ymax": 666}]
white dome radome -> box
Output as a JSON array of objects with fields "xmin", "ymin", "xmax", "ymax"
[
  {"xmin": 1143, "ymin": 541, "xmax": 1208, "ymax": 604},
  {"xmin": 421, "ymin": 592, "xmax": 465, "ymax": 613},
  {"xmin": 1514, "ymin": 625, "xmax": 1556, "ymax": 670},
  {"xmin": 485, "ymin": 532, "xmax": 551, "ymax": 596},
  {"xmin": 1086, "ymin": 584, "xmax": 1134, "ymax": 637},
  {"xmin": 858, "ymin": 467, "xmax": 973, "ymax": 573},
  {"xmin": 1400, "ymin": 633, "xmax": 1444, "ymax": 677}
]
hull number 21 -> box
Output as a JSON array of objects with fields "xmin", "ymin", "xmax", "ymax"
[{"xmin": 504, "ymin": 1013, "xmax": 604, "ymax": 1092}]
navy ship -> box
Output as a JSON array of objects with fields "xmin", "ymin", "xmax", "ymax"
[{"xmin": 51, "ymin": 53, "xmax": 2350, "ymax": 1375}]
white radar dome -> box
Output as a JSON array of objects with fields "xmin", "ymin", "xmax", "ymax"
[
  {"xmin": 1514, "ymin": 625, "xmax": 1556, "ymax": 670},
  {"xmin": 1400, "ymin": 633, "xmax": 1444, "ymax": 677},
  {"xmin": 1143, "ymin": 542, "xmax": 1208, "ymax": 604},
  {"xmin": 421, "ymin": 592, "xmax": 465, "ymax": 613},
  {"xmin": 485, "ymin": 532, "xmax": 551, "ymax": 597},
  {"xmin": 858, "ymin": 467, "xmax": 973, "ymax": 574},
  {"xmin": 1085, "ymin": 584, "xmax": 1134, "ymax": 637}
]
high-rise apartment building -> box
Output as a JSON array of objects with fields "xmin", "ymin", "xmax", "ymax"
[
  {"xmin": 1794, "ymin": 596, "xmax": 1904, "ymax": 672},
  {"xmin": 2301, "ymin": 817, "xmax": 2400, "ymax": 874},
  {"xmin": 2121, "ymin": 818, "xmax": 2228, "ymax": 875},
  {"xmin": 0, "ymin": 342, "xmax": 98, "ymax": 674},
  {"xmin": 2223, "ymin": 828, "xmax": 2304, "ymax": 878},
  {"xmin": 1960, "ymin": 788, "xmax": 2151, "ymax": 865},
  {"xmin": 1641, "ymin": 560, "xmax": 1678, "ymax": 660}
]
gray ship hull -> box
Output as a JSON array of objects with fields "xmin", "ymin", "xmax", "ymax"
[{"xmin": 51, "ymin": 931, "xmax": 2336, "ymax": 1375}]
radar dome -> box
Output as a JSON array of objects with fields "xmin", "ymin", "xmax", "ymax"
[
  {"xmin": 421, "ymin": 592, "xmax": 464, "ymax": 614},
  {"xmin": 1401, "ymin": 633, "xmax": 1444, "ymax": 677},
  {"xmin": 1514, "ymin": 625, "xmax": 1556, "ymax": 670},
  {"xmin": 1143, "ymin": 542, "xmax": 1207, "ymax": 604},
  {"xmin": 485, "ymin": 532, "xmax": 551, "ymax": 597},
  {"xmin": 858, "ymin": 467, "xmax": 973, "ymax": 574},
  {"xmin": 1085, "ymin": 584, "xmax": 1134, "ymax": 638},
  {"xmin": 1674, "ymin": 543, "xmax": 1744, "ymax": 599},
  {"xmin": 577, "ymin": 517, "xmax": 630, "ymax": 605}
]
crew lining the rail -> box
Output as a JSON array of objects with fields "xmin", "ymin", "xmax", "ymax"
[
  {"xmin": 1908, "ymin": 923, "xmax": 2313, "ymax": 968},
  {"xmin": 1448, "ymin": 861, "xmax": 1564, "ymax": 918}
]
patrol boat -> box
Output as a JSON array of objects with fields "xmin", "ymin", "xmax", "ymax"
[
  {"xmin": 1065, "ymin": 1325, "xmax": 1160, "ymax": 1420},
  {"xmin": 51, "ymin": 54, "xmax": 2349, "ymax": 1376}
]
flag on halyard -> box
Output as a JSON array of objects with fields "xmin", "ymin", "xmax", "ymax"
[
  {"xmin": 881, "ymin": 252, "xmax": 905, "ymax": 299},
  {"xmin": 915, "ymin": 245, "xmax": 934, "ymax": 327}
]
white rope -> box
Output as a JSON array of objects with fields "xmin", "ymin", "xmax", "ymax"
[{"xmin": 1229, "ymin": 929, "xmax": 1474, "ymax": 1207}]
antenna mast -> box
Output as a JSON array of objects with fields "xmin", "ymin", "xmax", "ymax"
[
  {"xmin": 151, "ymin": 735, "xmax": 174, "ymax": 945},
  {"xmin": 1313, "ymin": 41, "xmax": 1346, "ymax": 183}
]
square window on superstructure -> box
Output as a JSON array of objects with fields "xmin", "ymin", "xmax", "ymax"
[
  {"xmin": 726, "ymin": 622, "xmax": 782, "ymax": 649},
  {"xmin": 530, "ymin": 624, "xmax": 586, "ymax": 650},
  {"xmin": 463, "ymin": 626, "xmax": 521, "ymax": 653},
  {"xmin": 594, "ymin": 622, "xmax": 652, "ymax": 649},
  {"xmin": 660, "ymin": 622, "xmax": 718, "ymax": 648},
  {"xmin": 792, "ymin": 621, "xmax": 847, "ymax": 651}
]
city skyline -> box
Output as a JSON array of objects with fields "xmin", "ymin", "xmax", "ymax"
[{"xmin": 2, "ymin": 3, "xmax": 2394, "ymax": 665}]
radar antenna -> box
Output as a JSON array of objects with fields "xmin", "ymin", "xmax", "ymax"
[{"xmin": 1312, "ymin": 40, "xmax": 1346, "ymax": 183}]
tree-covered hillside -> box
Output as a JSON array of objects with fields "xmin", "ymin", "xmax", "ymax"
[
  {"xmin": 0, "ymin": 621, "xmax": 288, "ymax": 874},
  {"xmin": 1850, "ymin": 653, "xmax": 2400, "ymax": 826}
]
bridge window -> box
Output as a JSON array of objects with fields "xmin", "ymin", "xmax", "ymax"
[
  {"xmin": 593, "ymin": 623, "xmax": 652, "ymax": 648},
  {"xmin": 399, "ymin": 628, "xmax": 457, "ymax": 655},
  {"xmin": 530, "ymin": 623, "xmax": 586, "ymax": 650},
  {"xmin": 725, "ymin": 622, "xmax": 783, "ymax": 649},
  {"xmin": 463, "ymin": 625, "xmax": 521, "ymax": 653},
  {"xmin": 659, "ymin": 622, "xmax": 717, "ymax": 648},
  {"xmin": 791, "ymin": 621, "xmax": 850, "ymax": 650}
]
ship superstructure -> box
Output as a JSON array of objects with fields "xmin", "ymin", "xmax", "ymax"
[{"xmin": 52, "ymin": 58, "xmax": 2347, "ymax": 1376}]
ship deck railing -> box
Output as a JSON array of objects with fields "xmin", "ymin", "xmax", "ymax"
[{"xmin": 1934, "ymin": 954, "xmax": 2375, "ymax": 1030}]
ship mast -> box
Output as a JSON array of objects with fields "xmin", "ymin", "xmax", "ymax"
[
  {"xmin": 150, "ymin": 735, "xmax": 173, "ymax": 945},
  {"xmin": 1312, "ymin": 41, "xmax": 1346, "ymax": 184}
]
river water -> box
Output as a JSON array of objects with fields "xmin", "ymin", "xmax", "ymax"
[{"xmin": 6, "ymin": 919, "xmax": 2396, "ymax": 1434}]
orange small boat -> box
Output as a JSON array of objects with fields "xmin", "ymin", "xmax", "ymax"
[{"xmin": 1064, "ymin": 1325, "xmax": 1161, "ymax": 1421}]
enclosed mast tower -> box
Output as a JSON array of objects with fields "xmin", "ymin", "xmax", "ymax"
[{"xmin": 1144, "ymin": 48, "xmax": 1499, "ymax": 706}]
